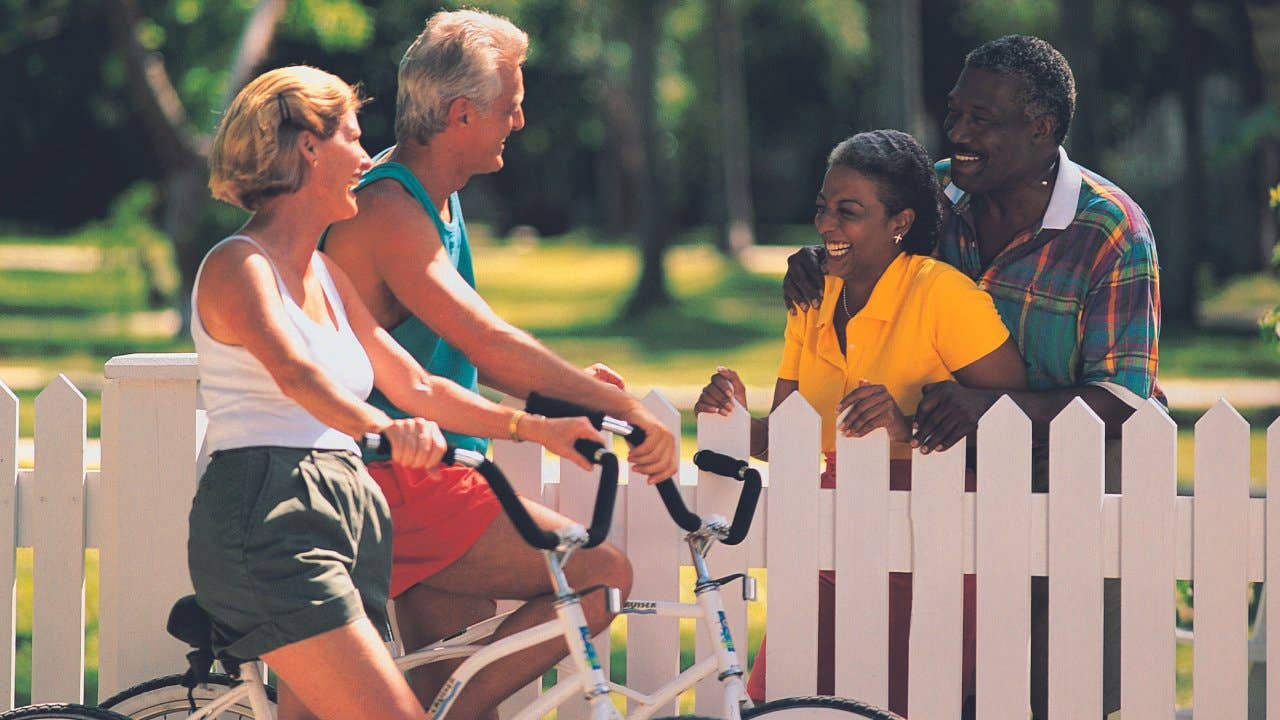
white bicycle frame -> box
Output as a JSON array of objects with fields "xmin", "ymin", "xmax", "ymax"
[
  {"xmin": 170, "ymin": 520, "xmax": 755, "ymax": 720},
  {"xmin": 398, "ymin": 517, "xmax": 756, "ymax": 720}
]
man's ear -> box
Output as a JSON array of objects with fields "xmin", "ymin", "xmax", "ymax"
[
  {"xmin": 447, "ymin": 96, "xmax": 472, "ymax": 128},
  {"xmin": 1031, "ymin": 113, "xmax": 1057, "ymax": 146}
]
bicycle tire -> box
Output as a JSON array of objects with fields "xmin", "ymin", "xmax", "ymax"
[
  {"xmin": 743, "ymin": 695, "xmax": 904, "ymax": 719},
  {"xmin": 100, "ymin": 674, "xmax": 276, "ymax": 720},
  {"xmin": 0, "ymin": 705, "xmax": 133, "ymax": 720}
]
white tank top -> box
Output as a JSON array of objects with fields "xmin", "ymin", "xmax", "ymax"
[{"xmin": 192, "ymin": 235, "xmax": 374, "ymax": 455}]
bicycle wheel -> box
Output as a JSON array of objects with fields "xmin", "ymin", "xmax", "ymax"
[
  {"xmin": 0, "ymin": 705, "xmax": 133, "ymax": 720},
  {"xmin": 100, "ymin": 674, "xmax": 276, "ymax": 720},
  {"xmin": 743, "ymin": 695, "xmax": 903, "ymax": 719}
]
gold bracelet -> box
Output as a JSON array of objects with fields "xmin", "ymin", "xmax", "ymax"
[{"xmin": 508, "ymin": 410, "xmax": 527, "ymax": 442}]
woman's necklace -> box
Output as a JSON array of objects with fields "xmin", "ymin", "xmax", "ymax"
[{"xmin": 841, "ymin": 283, "xmax": 852, "ymax": 318}]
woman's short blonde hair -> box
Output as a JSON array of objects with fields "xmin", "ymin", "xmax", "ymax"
[
  {"xmin": 395, "ymin": 9, "xmax": 528, "ymax": 146},
  {"xmin": 209, "ymin": 65, "xmax": 366, "ymax": 211}
]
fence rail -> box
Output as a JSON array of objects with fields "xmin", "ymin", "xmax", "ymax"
[{"xmin": 0, "ymin": 354, "xmax": 1273, "ymax": 718}]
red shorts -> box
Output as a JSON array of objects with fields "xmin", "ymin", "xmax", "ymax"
[{"xmin": 366, "ymin": 461, "xmax": 503, "ymax": 598}]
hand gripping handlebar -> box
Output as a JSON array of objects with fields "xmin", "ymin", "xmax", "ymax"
[
  {"xmin": 360, "ymin": 432, "xmax": 618, "ymax": 550},
  {"xmin": 690, "ymin": 449, "xmax": 762, "ymax": 546},
  {"xmin": 525, "ymin": 392, "xmax": 707, "ymax": 536}
]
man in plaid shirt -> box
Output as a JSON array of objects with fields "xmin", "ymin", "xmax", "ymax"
[{"xmin": 785, "ymin": 35, "xmax": 1155, "ymax": 718}]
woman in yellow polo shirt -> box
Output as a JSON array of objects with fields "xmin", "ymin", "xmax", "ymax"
[{"xmin": 695, "ymin": 129, "xmax": 1026, "ymax": 715}]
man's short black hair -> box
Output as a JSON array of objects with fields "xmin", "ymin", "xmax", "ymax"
[{"xmin": 964, "ymin": 35, "xmax": 1076, "ymax": 144}]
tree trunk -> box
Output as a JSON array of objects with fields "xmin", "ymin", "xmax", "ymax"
[
  {"xmin": 1170, "ymin": 0, "xmax": 1204, "ymax": 327},
  {"xmin": 621, "ymin": 0, "xmax": 675, "ymax": 319},
  {"xmin": 869, "ymin": 0, "xmax": 930, "ymax": 149},
  {"xmin": 1057, "ymin": 0, "xmax": 1100, "ymax": 168},
  {"xmin": 712, "ymin": 0, "xmax": 755, "ymax": 257}
]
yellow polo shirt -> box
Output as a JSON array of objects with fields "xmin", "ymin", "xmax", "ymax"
[{"xmin": 778, "ymin": 253, "xmax": 1010, "ymax": 458}]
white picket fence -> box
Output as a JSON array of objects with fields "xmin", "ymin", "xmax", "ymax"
[{"xmin": 0, "ymin": 353, "xmax": 1274, "ymax": 718}]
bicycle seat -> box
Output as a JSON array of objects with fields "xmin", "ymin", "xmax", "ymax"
[
  {"xmin": 166, "ymin": 595, "xmax": 211, "ymax": 650},
  {"xmin": 166, "ymin": 595, "xmax": 246, "ymax": 683}
]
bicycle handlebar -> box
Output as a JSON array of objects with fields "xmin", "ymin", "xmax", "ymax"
[
  {"xmin": 524, "ymin": 392, "xmax": 702, "ymax": 534},
  {"xmin": 360, "ymin": 433, "xmax": 618, "ymax": 550},
  {"xmin": 691, "ymin": 449, "xmax": 762, "ymax": 546},
  {"xmin": 524, "ymin": 392, "xmax": 648, "ymax": 446}
]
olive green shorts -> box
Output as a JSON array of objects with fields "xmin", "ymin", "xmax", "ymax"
[{"xmin": 188, "ymin": 446, "xmax": 392, "ymax": 660}]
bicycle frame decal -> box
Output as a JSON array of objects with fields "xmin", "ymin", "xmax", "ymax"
[
  {"xmin": 428, "ymin": 677, "xmax": 463, "ymax": 719},
  {"xmin": 579, "ymin": 625, "xmax": 603, "ymax": 670},
  {"xmin": 624, "ymin": 600, "xmax": 657, "ymax": 614},
  {"xmin": 717, "ymin": 610, "xmax": 736, "ymax": 653}
]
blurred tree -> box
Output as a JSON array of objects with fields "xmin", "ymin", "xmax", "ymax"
[
  {"xmin": 711, "ymin": 0, "xmax": 756, "ymax": 256},
  {"xmin": 1247, "ymin": 0, "xmax": 1280, "ymax": 109},
  {"xmin": 868, "ymin": 0, "xmax": 930, "ymax": 148},
  {"xmin": 619, "ymin": 0, "xmax": 677, "ymax": 318},
  {"xmin": 1057, "ymin": 0, "xmax": 1100, "ymax": 168},
  {"xmin": 104, "ymin": 0, "xmax": 287, "ymax": 322},
  {"xmin": 98, "ymin": 0, "xmax": 376, "ymax": 324},
  {"xmin": 712, "ymin": 0, "xmax": 756, "ymax": 257},
  {"xmin": 1242, "ymin": 0, "xmax": 1279, "ymax": 266}
]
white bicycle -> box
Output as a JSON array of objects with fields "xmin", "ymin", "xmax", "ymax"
[{"xmin": 1, "ymin": 396, "xmax": 898, "ymax": 720}]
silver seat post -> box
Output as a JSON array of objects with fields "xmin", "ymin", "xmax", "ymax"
[
  {"xmin": 545, "ymin": 549, "xmax": 576, "ymax": 599},
  {"xmin": 688, "ymin": 533, "xmax": 718, "ymax": 588}
]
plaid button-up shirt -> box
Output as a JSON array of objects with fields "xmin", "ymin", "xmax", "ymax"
[{"xmin": 935, "ymin": 147, "xmax": 1163, "ymax": 407}]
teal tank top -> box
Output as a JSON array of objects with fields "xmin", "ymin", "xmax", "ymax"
[{"xmin": 321, "ymin": 154, "xmax": 487, "ymax": 457}]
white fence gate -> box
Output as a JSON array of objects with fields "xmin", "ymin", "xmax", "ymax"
[{"xmin": 0, "ymin": 353, "xmax": 1273, "ymax": 718}]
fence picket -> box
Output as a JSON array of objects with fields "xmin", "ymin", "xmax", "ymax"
[
  {"xmin": 1048, "ymin": 399, "xmax": 1105, "ymax": 718},
  {"xmin": 906, "ymin": 439, "xmax": 966, "ymax": 718},
  {"xmin": 834, "ymin": 429, "xmax": 890, "ymax": 707},
  {"xmin": 31, "ymin": 376, "xmax": 86, "ymax": 704},
  {"xmin": 97, "ymin": 354, "xmax": 199, "ymax": 697},
  {"xmin": 1194, "ymin": 400, "xmax": 1251, "ymax": 718},
  {"xmin": 763, "ymin": 393, "xmax": 821, "ymax": 700},
  {"xmin": 975, "ymin": 396, "xmax": 1031, "ymax": 718},
  {"xmin": 1121, "ymin": 400, "xmax": 1177, "ymax": 717},
  {"xmin": 694, "ymin": 400, "xmax": 750, "ymax": 715},
  {"xmin": 0, "ymin": 382, "xmax": 16, "ymax": 710},
  {"xmin": 492, "ymin": 434, "xmax": 547, "ymax": 719},
  {"xmin": 613, "ymin": 392, "xmax": 682, "ymax": 715},
  {"xmin": 1268, "ymin": 418, "xmax": 1280, "ymax": 720}
]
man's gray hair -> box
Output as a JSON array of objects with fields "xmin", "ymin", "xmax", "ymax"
[
  {"xmin": 395, "ymin": 9, "xmax": 528, "ymax": 146},
  {"xmin": 965, "ymin": 35, "xmax": 1076, "ymax": 144}
]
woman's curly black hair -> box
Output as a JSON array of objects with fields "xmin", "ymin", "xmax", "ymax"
[{"xmin": 827, "ymin": 129, "xmax": 940, "ymax": 255}]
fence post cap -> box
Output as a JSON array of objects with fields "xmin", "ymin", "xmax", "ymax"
[{"xmin": 104, "ymin": 353, "xmax": 200, "ymax": 381}]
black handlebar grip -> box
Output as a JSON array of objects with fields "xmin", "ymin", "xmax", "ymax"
[
  {"xmin": 691, "ymin": 450, "xmax": 762, "ymax": 546},
  {"xmin": 525, "ymin": 392, "xmax": 647, "ymax": 446},
  {"xmin": 583, "ymin": 452, "xmax": 619, "ymax": 548},
  {"xmin": 692, "ymin": 449, "xmax": 749, "ymax": 479},
  {"xmin": 573, "ymin": 438, "xmax": 606, "ymax": 464},
  {"xmin": 526, "ymin": 392, "xmax": 606, "ymax": 426},
  {"xmin": 655, "ymin": 478, "xmax": 702, "ymax": 532},
  {"xmin": 722, "ymin": 467, "xmax": 762, "ymax": 546},
  {"xmin": 569, "ymin": 438, "xmax": 619, "ymax": 547}
]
